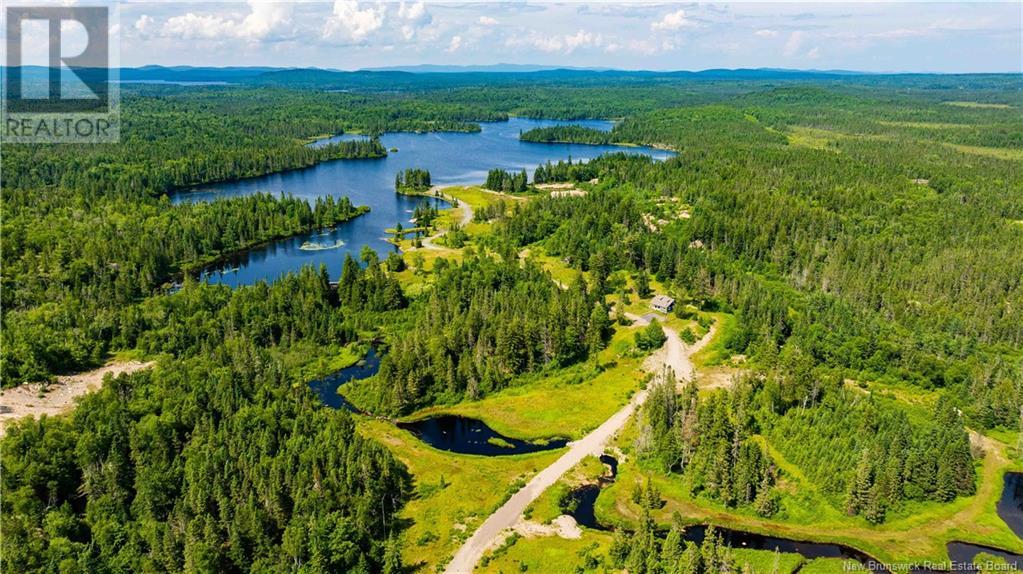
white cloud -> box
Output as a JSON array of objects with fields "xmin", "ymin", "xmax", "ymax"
[
  {"xmin": 807, "ymin": 47, "xmax": 820, "ymax": 59},
  {"xmin": 323, "ymin": 1, "xmax": 385, "ymax": 42},
  {"xmin": 447, "ymin": 35, "xmax": 462, "ymax": 53},
  {"xmin": 162, "ymin": 13, "xmax": 235, "ymax": 40},
  {"xmin": 238, "ymin": 1, "xmax": 295, "ymax": 41},
  {"xmin": 755, "ymin": 29, "xmax": 778, "ymax": 38},
  {"xmin": 507, "ymin": 29, "xmax": 602, "ymax": 54},
  {"xmin": 396, "ymin": 1, "xmax": 431, "ymax": 41},
  {"xmin": 783, "ymin": 31, "xmax": 804, "ymax": 56},
  {"xmin": 652, "ymin": 9, "xmax": 696, "ymax": 32},
  {"xmin": 867, "ymin": 28, "xmax": 929, "ymax": 40},
  {"xmin": 399, "ymin": 1, "xmax": 427, "ymax": 22},
  {"xmin": 134, "ymin": 15, "xmax": 154, "ymax": 34},
  {"xmin": 478, "ymin": 16, "xmax": 498, "ymax": 26},
  {"xmin": 156, "ymin": 1, "xmax": 295, "ymax": 42},
  {"xmin": 564, "ymin": 30, "xmax": 601, "ymax": 52}
]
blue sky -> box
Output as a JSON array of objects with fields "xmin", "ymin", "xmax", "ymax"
[{"xmin": 13, "ymin": 1, "xmax": 1023, "ymax": 73}]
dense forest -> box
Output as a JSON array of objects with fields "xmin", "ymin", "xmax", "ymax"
[
  {"xmin": 2, "ymin": 193, "xmax": 365, "ymax": 383},
  {"xmin": 484, "ymin": 168, "xmax": 529, "ymax": 193},
  {"xmin": 520, "ymin": 125, "xmax": 616, "ymax": 145},
  {"xmin": 361, "ymin": 254, "xmax": 612, "ymax": 414},
  {"xmin": 532, "ymin": 157, "xmax": 602, "ymax": 184},
  {"xmin": 2, "ymin": 269, "xmax": 410, "ymax": 573},
  {"xmin": 495, "ymin": 97, "xmax": 1023, "ymax": 437},
  {"xmin": 638, "ymin": 372, "xmax": 976, "ymax": 523},
  {"xmin": 610, "ymin": 511, "xmax": 748, "ymax": 574},
  {"xmin": 394, "ymin": 168, "xmax": 432, "ymax": 194}
]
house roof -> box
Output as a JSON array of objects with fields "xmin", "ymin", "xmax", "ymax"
[{"xmin": 651, "ymin": 295, "xmax": 675, "ymax": 307}]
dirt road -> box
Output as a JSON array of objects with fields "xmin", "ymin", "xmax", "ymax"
[
  {"xmin": 0, "ymin": 361, "xmax": 154, "ymax": 435},
  {"xmin": 420, "ymin": 186, "xmax": 474, "ymax": 250},
  {"xmin": 443, "ymin": 322, "xmax": 716, "ymax": 573}
]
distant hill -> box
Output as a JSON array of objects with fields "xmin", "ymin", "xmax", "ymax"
[
  {"xmin": 362, "ymin": 63, "xmax": 614, "ymax": 73},
  {"xmin": 3, "ymin": 65, "xmax": 1016, "ymax": 92}
]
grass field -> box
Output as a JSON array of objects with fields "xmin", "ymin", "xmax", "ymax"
[
  {"xmin": 800, "ymin": 558, "xmax": 862, "ymax": 574},
  {"xmin": 943, "ymin": 143, "xmax": 1023, "ymax": 161},
  {"xmin": 274, "ymin": 340, "xmax": 367, "ymax": 382},
  {"xmin": 356, "ymin": 418, "xmax": 563, "ymax": 572},
  {"xmin": 731, "ymin": 548, "xmax": 806, "ymax": 574},
  {"xmin": 689, "ymin": 312, "xmax": 737, "ymax": 368},
  {"xmin": 403, "ymin": 324, "xmax": 650, "ymax": 440},
  {"xmin": 943, "ymin": 101, "xmax": 1014, "ymax": 109},
  {"xmin": 477, "ymin": 531, "xmax": 615, "ymax": 574}
]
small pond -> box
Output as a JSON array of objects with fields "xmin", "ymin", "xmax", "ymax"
[
  {"xmin": 997, "ymin": 472, "xmax": 1023, "ymax": 539},
  {"xmin": 397, "ymin": 415, "xmax": 568, "ymax": 456},
  {"xmin": 307, "ymin": 347, "xmax": 380, "ymax": 411}
]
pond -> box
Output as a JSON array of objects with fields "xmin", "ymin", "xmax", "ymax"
[
  {"xmin": 997, "ymin": 471, "xmax": 1023, "ymax": 539},
  {"xmin": 396, "ymin": 415, "xmax": 569, "ymax": 456},
  {"xmin": 307, "ymin": 347, "xmax": 380, "ymax": 411},
  {"xmin": 174, "ymin": 117, "xmax": 674, "ymax": 287}
]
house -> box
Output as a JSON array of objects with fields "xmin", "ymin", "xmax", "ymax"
[{"xmin": 650, "ymin": 295, "xmax": 675, "ymax": 314}]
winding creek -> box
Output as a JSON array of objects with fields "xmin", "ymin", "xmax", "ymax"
[
  {"xmin": 174, "ymin": 117, "xmax": 674, "ymax": 287},
  {"xmin": 310, "ymin": 351, "xmax": 1023, "ymax": 569},
  {"xmin": 307, "ymin": 349, "xmax": 568, "ymax": 456},
  {"xmin": 307, "ymin": 347, "xmax": 380, "ymax": 411}
]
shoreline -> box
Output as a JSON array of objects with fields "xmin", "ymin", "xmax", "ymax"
[{"xmin": 175, "ymin": 206, "xmax": 370, "ymax": 283}]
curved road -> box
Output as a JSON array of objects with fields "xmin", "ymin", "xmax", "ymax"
[
  {"xmin": 443, "ymin": 320, "xmax": 717, "ymax": 573},
  {"xmin": 420, "ymin": 186, "xmax": 474, "ymax": 250}
]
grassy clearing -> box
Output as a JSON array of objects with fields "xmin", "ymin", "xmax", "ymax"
[
  {"xmin": 529, "ymin": 250, "xmax": 584, "ymax": 288},
  {"xmin": 404, "ymin": 325, "xmax": 650, "ymax": 440},
  {"xmin": 109, "ymin": 348, "xmax": 148, "ymax": 363},
  {"xmin": 877, "ymin": 120, "xmax": 975, "ymax": 129},
  {"xmin": 477, "ymin": 531, "xmax": 614, "ymax": 574},
  {"xmin": 942, "ymin": 143, "xmax": 1023, "ymax": 161},
  {"xmin": 786, "ymin": 126, "xmax": 835, "ymax": 151},
  {"xmin": 356, "ymin": 418, "xmax": 563, "ymax": 572},
  {"xmin": 943, "ymin": 101, "xmax": 1013, "ymax": 109},
  {"xmin": 800, "ymin": 558, "xmax": 861, "ymax": 574},
  {"xmin": 846, "ymin": 378, "xmax": 938, "ymax": 427},
  {"xmin": 445, "ymin": 185, "xmax": 522, "ymax": 210},
  {"xmin": 732, "ymin": 548, "xmax": 805, "ymax": 574},
  {"xmin": 600, "ymin": 413, "xmax": 1023, "ymax": 565},
  {"xmin": 273, "ymin": 341, "xmax": 366, "ymax": 382},
  {"xmin": 690, "ymin": 312, "xmax": 737, "ymax": 368}
]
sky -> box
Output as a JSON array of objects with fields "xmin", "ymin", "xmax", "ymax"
[{"xmin": 8, "ymin": 1, "xmax": 1023, "ymax": 73}]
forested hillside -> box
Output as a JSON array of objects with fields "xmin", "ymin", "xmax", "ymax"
[{"xmin": 2, "ymin": 270, "xmax": 410, "ymax": 573}]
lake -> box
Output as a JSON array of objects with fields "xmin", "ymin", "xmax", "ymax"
[{"xmin": 174, "ymin": 118, "xmax": 674, "ymax": 287}]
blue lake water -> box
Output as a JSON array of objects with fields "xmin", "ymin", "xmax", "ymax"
[{"xmin": 173, "ymin": 118, "xmax": 674, "ymax": 287}]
